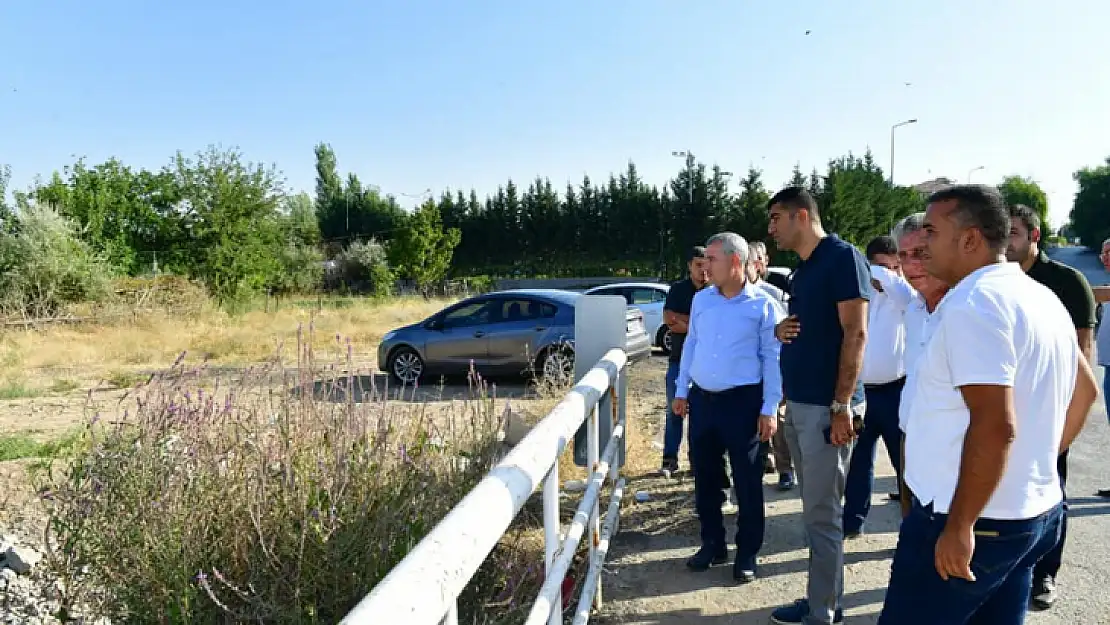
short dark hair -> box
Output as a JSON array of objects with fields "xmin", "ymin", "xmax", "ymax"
[
  {"xmin": 687, "ymin": 246, "xmax": 707, "ymax": 262},
  {"xmin": 865, "ymin": 235, "xmax": 899, "ymax": 262},
  {"xmin": 767, "ymin": 186, "xmax": 820, "ymax": 220},
  {"xmin": 1008, "ymin": 203, "xmax": 1041, "ymax": 235},
  {"xmin": 926, "ymin": 184, "xmax": 1010, "ymax": 252}
]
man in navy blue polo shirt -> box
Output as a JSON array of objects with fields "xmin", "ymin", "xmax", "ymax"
[{"xmin": 765, "ymin": 187, "xmax": 871, "ymax": 625}]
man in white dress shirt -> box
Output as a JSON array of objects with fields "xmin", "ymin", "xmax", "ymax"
[
  {"xmin": 878, "ymin": 185, "xmax": 1099, "ymax": 625},
  {"xmin": 842, "ymin": 235, "xmax": 908, "ymax": 537},
  {"xmin": 749, "ymin": 241, "xmax": 794, "ymax": 488},
  {"xmin": 875, "ymin": 212, "xmax": 953, "ymax": 515},
  {"xmin": 671, "ymin": 232, "xmax": 783, "ymax": 583}
]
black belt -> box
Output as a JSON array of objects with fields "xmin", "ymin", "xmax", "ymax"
[
  {"xmin": 864, "ymin": 376, "xmax": 906, "ymax": 390},
  {"xmin": 692, "ymin": 382, "xmax": 760, "ymax": 396}
]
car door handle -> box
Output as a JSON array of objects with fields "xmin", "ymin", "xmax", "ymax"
[
  {"xmin": 473, "ymin": 330, "xmax": 486, "ymax": 337},
  {"xmin": 534, "ymin": 326, "xmax": 546, "ymax": 331}
]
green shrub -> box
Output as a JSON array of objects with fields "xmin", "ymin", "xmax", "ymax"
[
  {"xmin": 336, "ymin": 239, "xmax": 394, "ymax": 297},
  {"xmin": 268, "ymin": 243, "xmax": 325, "ymax": 296},
  {"xmin": 39, "ymin": 328, "xmax": 540, "ymax": 624},
  {"xmin": 0, "ymin": 204, "xmax": 114, "ymax": 317},
  {"xmin": 459, "ymin": 275, "xmax": 495, "ymax": 293}
]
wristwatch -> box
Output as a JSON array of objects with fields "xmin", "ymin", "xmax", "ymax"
[{"xmin": 829, "ymin": 400, "xmax": 850, "ymax": 415}]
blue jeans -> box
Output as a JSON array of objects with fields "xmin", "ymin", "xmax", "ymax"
[
  {"xmin": 663, "ymin": 361, "xmax": 683, "ymax": 459},
  {"xmin": 843, "ymin": 378, "xmax": 904, "ymax": 534},
  {"xmin": 878, "ymin": 497, "xmax": 1064, "ymax": 625},
  {"xmin": 1104, "ymin": 365, "xmax": 1110, "ymax": 423},
  {"xmin": 688, "ymin": 383, "xmax": 765, "ymax": 567}
]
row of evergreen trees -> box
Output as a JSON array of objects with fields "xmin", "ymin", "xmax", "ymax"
[{"xmin": 313, "ymin": 145, "xmax": 926, "ymax": 279}]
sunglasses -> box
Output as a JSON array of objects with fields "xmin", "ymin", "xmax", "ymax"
[{"xmin": 899, "ymin": 248, "xmax": 926, "ymax": 260}]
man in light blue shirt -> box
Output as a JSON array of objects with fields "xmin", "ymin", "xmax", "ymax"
[{"xmin": 671, "ymin": 232, "xmax": 784, "ymax": 583}]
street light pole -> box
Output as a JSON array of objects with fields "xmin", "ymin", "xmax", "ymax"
[
  {"xmin": 967, "ymin": 165, "xmax": 985, "ymax": 183},
  {"xmin": 889, "ymin": 118, "xmax": 918, "ymax": 185},
  {"xmin": 672, "ymin": 150, "xmax": 694, "ymax": 204}
]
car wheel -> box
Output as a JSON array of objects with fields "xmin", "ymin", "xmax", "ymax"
[
  {"xmin": 388, "ymin": 347, "xmax": 424, "ymax": 385},
  {"xmin": 538, "ymin": 347, "xmax": 574, "ymax": 385},
  {"xmin": 659, "ymin": 327, "xmax": 673, "ymax": 355}
]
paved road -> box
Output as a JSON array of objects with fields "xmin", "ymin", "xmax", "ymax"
[{"xmin": 598, "ymin": 247, "xmax": 1110, "ymax": 624}]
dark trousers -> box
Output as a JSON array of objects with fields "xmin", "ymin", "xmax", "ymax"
[
  {"xmin": 878, "ymin": 497, "xmax": 1063, "ymax": 625},
  {"xmin": 688, "ymin": 383, "xmax": 764, "ymax": 569},
  {"xmin": 1032, "ymin": 449, "xmax": 1069, "ymax": 581},
  {"xmin": 843, "ymin": 377, "xmax": 904, "ymax": 534},
  {"xmin": 664, "ymin": 361, "xmax": 732, "ymax": 489}
]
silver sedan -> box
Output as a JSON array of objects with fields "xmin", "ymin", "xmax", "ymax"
[{"xmin": 377, "ymin": 289, "xmax": 652, "ymax": 385}]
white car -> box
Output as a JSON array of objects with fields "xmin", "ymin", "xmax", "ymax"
[{"xmin": 582, "ymin": 282, "xmax": 672, "ymax": 354}]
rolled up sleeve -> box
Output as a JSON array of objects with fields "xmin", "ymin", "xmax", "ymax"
[{"xmin": 674, "ymin": 299, "xmax": 697, "ymax": 399}]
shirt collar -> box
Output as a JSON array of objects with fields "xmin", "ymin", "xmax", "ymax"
[
  {"xmin": 798, "ymin": 234, "xmax": 838, "ymax": 266},
  {"xmin": 938, "ymin": 262, "xmax": 1017, "ymax": 311},
  {"xmin": 705, "ymin": 282, "xmax": 758, "ymax": 300},
  {"xmin": 963, "ymin": 261, "xmax": 1021, "ymax": 284}
]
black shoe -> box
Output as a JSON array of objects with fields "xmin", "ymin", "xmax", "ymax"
[
  {"xmin": 887, "ymin": 491, "xmax": 901, "ymax": 501},
  {"xmin": 844, "ymin": 529, "xmax": 862, "ymax": 540},
  {"xmin": 777, "ymin": 471, "xmax": 796, "ymax": 491},
  {"xmin": 1030, "ymin": 577, "xmax": 1057, "ymax": 610},
  {"xmin": 685, "ymin": 545, "xmax": 728, "ymax": 571},
  {"xmin": 659, "ymin": 457, "xmax": 679, "ymax": 477},
  {"xmin": 733, "ymin": 558, "xmax": 756, "ymax": 583},
  {"xmin": 1097, "ymin": 488, "xmax": 1110, "ymax": 498}
]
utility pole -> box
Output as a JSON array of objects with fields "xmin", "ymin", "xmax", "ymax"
[{"xmin": 889, "ymin": 118, "xmax": 918, "ymax": 184}]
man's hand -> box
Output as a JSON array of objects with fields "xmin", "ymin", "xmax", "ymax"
[
  {"xmin": 935, "ymin": 523, "xmax": 976, "ymax": 582},
  {"xmin": 775, "ymin": 315, "xmax": 800, "ymax": 343},
  {"xmin": 829, "ymin": 411, "xmax": 856, "ymax": 446},
  {"xmin": 758, "ymin": 414, "xmax": 777, "ymax": 441},
  {"xmin": 671, "ymin": 398, "xmax": 688, "ymax": 418}
]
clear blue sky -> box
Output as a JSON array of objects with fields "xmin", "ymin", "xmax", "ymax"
[{"xmin": 3, "ymin": 1, "xmax": 1108, "ymax": 227}]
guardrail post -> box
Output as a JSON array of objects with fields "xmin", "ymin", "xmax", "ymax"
[
  {"xmin": 542, "ymin": 463, "xmax": 562, "ymax": 625},
  {"xmin": 612, "ymin": 367, "xmax": 624, "ymax": 539},
  {"xmin": 586, "ymin": 403, "xmax": 601, "ymax": 608},
  {"xmin": 574, "ymin": 295, "xmax": 627, "ymax": 468}
]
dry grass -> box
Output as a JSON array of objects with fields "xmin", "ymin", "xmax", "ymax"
[
  {"xmin": 0, "ymin": 296, "xmax": 453, "ymax": 394},
  {"xmin": 0, "ymin": 291, "xmax": 667, "ymax": 622}
]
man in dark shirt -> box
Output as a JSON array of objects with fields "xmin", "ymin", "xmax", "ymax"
[
  {"xmin": 766, "ymin": 187, "xmax": 871, "ymax": 625},
  {"xmin": 1006, "ymin": 203, "xmax": 1097, "ymax": 611},
  {"xmin": 660, "ymin": 246, "xmax": 708, "ymax": 476}
]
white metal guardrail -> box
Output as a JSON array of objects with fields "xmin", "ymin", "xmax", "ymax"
[{"xmin": 340, "ymin": 346, "xmax": 629, "ymax": 625}]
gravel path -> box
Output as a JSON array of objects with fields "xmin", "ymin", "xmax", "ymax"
[{"xmin": 598, "ymin": 247, "xmax": 1110, "ymax": 624}]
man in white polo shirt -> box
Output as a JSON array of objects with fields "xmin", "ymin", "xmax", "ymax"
[{"xmin": 878, "ymin": 185, "xmax": 1099, "ymax": 625}]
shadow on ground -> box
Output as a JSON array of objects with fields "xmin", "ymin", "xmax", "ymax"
[
  {"xmin": 599, "ymin": 463, "xmax": 904, "ymax": 623},
  {"xmin": 595, "ymin": 587, "xmax": 888, "ymax": 625},
  {"xmin": 1068, "ymin": 496, "xmax": 1110, "ymax": 518}
]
